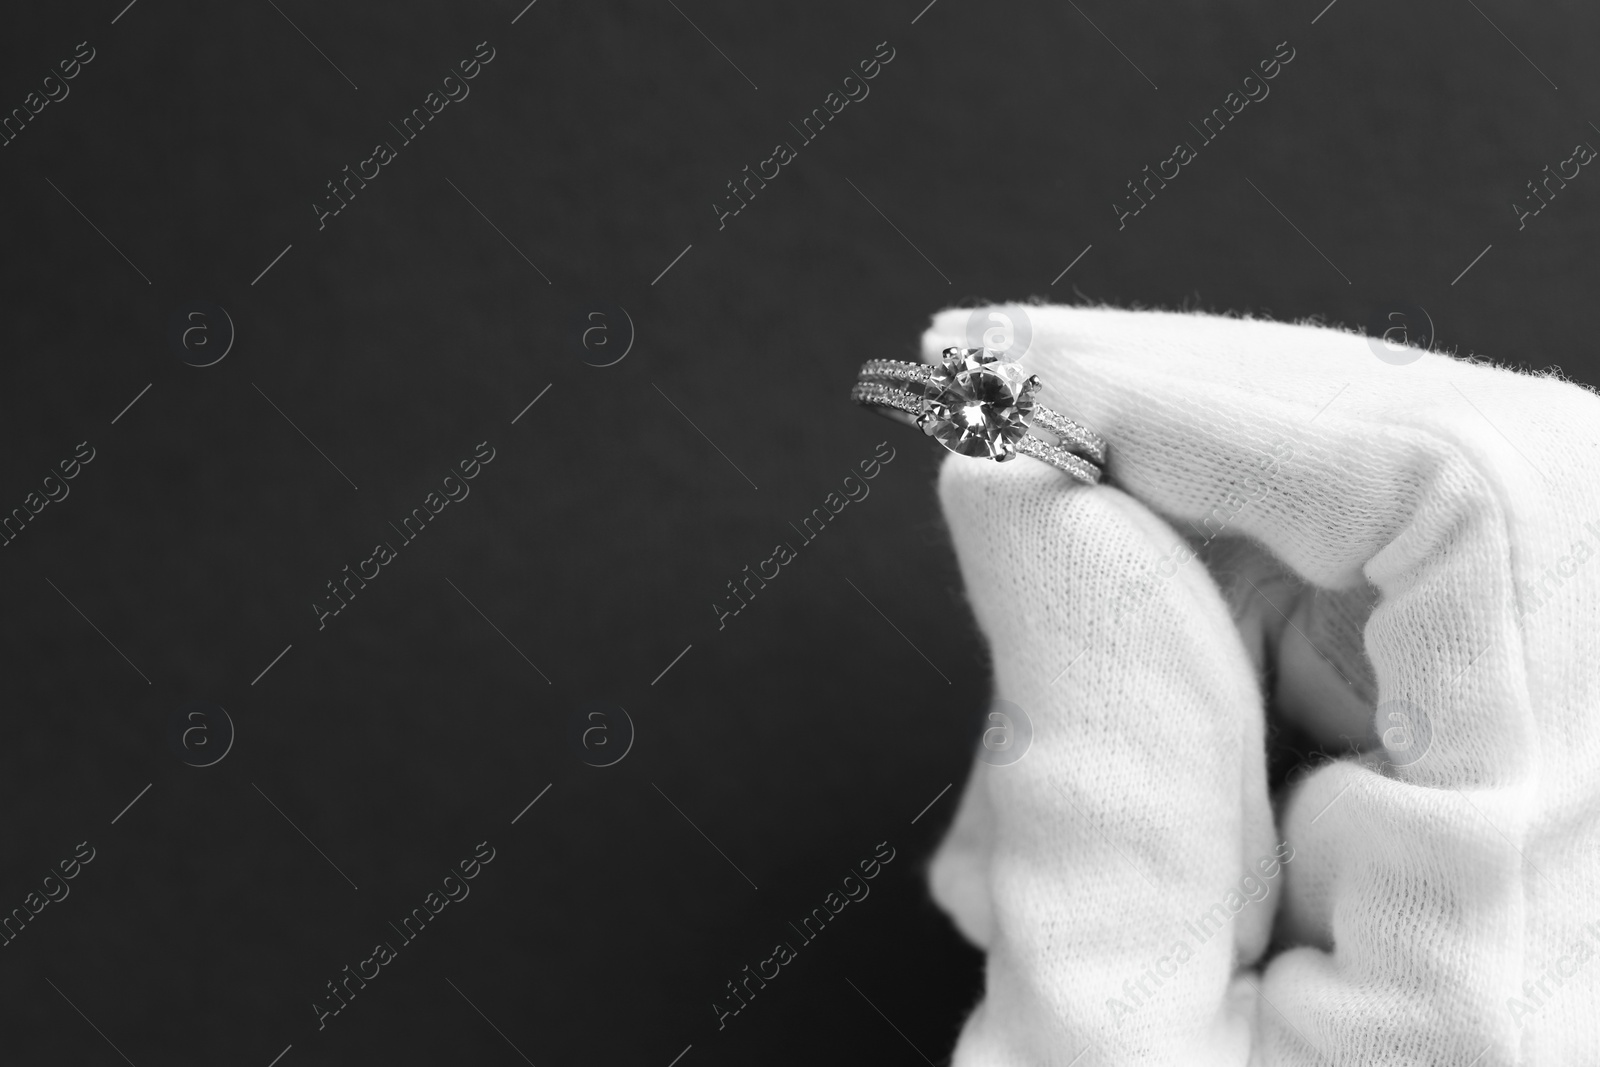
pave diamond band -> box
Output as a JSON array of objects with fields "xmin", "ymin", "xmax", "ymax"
[
  {"xmin": 1025, "ymin": 407, "xmax": 1107, "ymax": 467},
  {"xmin": 852, "ymin": 349, "xmax": 1107, "ymax": 485},
  {"xmin": 849, "ymin": 380, "xmax": 927, "ymax": 420},
  {"xmin": 1013, "ymin": 435, "xmax": 1103, "ymax": 485},
  {"xmin": 858, "ymin": 359, "xmax": 936, "ymax": 386}
]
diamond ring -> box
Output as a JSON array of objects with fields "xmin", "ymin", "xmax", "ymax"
[{"xmin": 851, "ymin": 348, "xmax": 1106, "ymax": 485}]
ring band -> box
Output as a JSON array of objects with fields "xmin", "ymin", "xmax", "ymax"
[{"xmin": 851, "ymin": 349, "xmax": 1107, "ymax": 485}]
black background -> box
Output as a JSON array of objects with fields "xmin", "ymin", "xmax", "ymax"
[{"xmin": 0, "ymin": 1, "xmax": 1595, "ymax": 1064}]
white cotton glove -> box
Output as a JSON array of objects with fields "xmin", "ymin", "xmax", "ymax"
[{"xmin": 921, "ymin": 304, "xmax": 1600, "ymax": 1066}]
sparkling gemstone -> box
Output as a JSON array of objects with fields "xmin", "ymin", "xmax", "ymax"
[{"xmin": 918, "ymin": 348, "xmax": 1040, "ymax": 460}]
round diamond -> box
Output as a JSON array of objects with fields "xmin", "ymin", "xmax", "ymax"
[{"xmin": 918, "ymin": 348, "xmax": 1040, "ymax": 460}]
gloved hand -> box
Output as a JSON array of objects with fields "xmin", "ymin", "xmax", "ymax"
[{"xmin": 921, "ymin": 304, "xmax": 1600, "ymax": 1065}]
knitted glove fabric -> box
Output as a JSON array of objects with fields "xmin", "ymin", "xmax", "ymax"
[{"xmin": 921, "ymin": 304, "xmax": 1600, "ymax": 1066}]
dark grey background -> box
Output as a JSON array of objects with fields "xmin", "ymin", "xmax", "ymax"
[{"xmin": 0, "ymin": 0, "xmax": 1594, "ymax": 1064}]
